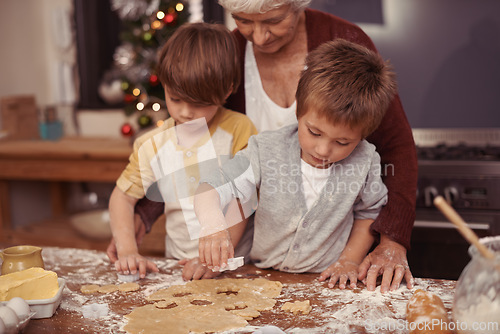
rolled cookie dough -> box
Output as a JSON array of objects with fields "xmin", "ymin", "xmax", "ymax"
[
  {"xmin": 80, "ymin": 282, "xmax": 140, "ymax": 294},
  {"xmin": 124, "ymin": 277, "xmax": 283, "ymax": 334}
]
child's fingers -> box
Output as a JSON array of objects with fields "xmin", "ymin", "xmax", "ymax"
[
  {"xmin": 198, "ymin": 242, "xmax": 207, "ymax": 265},
  {"xmin": 116, "ymin": 258, "xmax": 131, "ymax": 274},
  {"xmin": 338, "ymin": 274, "xmax": 348, "ymax": 289},
  {"xmin": 106, "ymin": 240, "xmax": 118, "ymax": 263},
  {"xmin": 210, "ymin": 240, "xmax": 222, "ymax": 270},
  {"xmin": 147, "ymin": 259, "xmax": 159, "ymax": 273},
  {"xmin": 199, "ymin": 239, "xmax": 214, "ymax": 267},
  {"xmin": 318, "ymin": 272, "xmax": 328, "ymax": 282},
  {"xmin": 138, "ymin": 259, "xmax": 147, "ymax": 278},
  {"xmin": 126, "ymin": 257, "xmax": 138, "ymax": 274},
  {"xmin": 114, "ymin": 260, "xmax": 123, "ymax": 273},
  {"xmin": 191, "ymin": 265, "xmax": 205, "ymax": 280},
  {"xmin": 348, "ymin": 272, "xmax": 358, "ymax": 288},
  {"xmin": 228, "ymin": 241, "xmax": 235, "ymax": 260},
  {"xmin": 219, "ymin": 239, "xmax": 232, "ymax": 270},
  {"xmin": 318, "ymin": 267, "xmax": 334, "ymax": 282},
  {"xmin": 181, "ymin": 261, "xmax": 196, "ymax": 281},
  {"xmin": 328, "ymin": 273, "xmax": 340, "ymax": 288},
  {"xmin": 203, "ymin": 240, "xmax": 214, "ymax": 268}
]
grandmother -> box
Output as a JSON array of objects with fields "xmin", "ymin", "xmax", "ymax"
[{"xmin": 110, "ymin": 0, "xmax": 418, "ymax": 293}]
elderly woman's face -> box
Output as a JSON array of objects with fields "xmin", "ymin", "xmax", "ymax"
[{"xmin": 231, "ymin": 5, "xmax": 303, "ymax": 54}]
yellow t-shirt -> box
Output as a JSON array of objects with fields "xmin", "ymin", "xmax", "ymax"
[{"xmin": 116, "ymin": 107, "xmax": 257, "ymax": 259}]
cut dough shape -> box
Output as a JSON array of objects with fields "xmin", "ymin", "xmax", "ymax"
[
  {"xmin": 281, "ymin": 300, "xmax": 312, "ymax": 315},
  {"xmin": 118, "ymin": 282, "xmax": 140, "ymax": 292},
  {"xmin": 98, "ymin": 284, "xmax": 119, "ymax": 294},
  {"xmin": 80, "ymin": 284, "xmax": 101, "ymax": 294},
  {"xmin": 124, "ymin": 278, "xmax": 283, "ymax": 334}
]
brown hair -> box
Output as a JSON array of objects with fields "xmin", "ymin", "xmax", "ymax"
[
  {"xmin": 157, "ymin": 22, "xmax": 240, "ymax": 106},
  {"xmin": 296, "ymin": 39, "xmax": 397, "ymax": 138}
]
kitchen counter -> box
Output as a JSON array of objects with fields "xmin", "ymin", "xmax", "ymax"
[
  {"xmin": 0, "ymin": 137, "xmax": 131, "ymax": 247},
  {"xmin": 15, "ymin": 247, "xmax": 455, "ymax": 333}
]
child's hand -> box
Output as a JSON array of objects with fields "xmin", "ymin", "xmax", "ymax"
[
  {"xmin": 115, "ymin": 253, "xmax": 159, "ymax": 279},
  {"xmin": 319, "ymin": 259, "xmax": 360, "ymax": 289},
  {"xmin": 178, "ymin": 257, "xmax": 221, "ymax": 281},
  {"xmin": 199, "ymin": 230, "xmax": 234, "ymax": 271}
]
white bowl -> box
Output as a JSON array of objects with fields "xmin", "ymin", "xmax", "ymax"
[{"xmin": 70, "ymin": 209, "xmax": 112, "ymax": 240}]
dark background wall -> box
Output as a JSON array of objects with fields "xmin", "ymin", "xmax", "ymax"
[
  {"xmin": 75, "ymin": 0, "xmax": 500, "ymax": 128},
  {"xmin": 310, "ymin": 0, "xmax": 500, "ymax": 128}
]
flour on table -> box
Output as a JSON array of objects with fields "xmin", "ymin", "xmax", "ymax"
[
  {"xmin": 40, "ymin": 247, "xmax": 456, "ymax": 334},
  {"xmin": 80, "ymin": 282, "xmax": 140, "ymax": 294},
  {"xmin": 41, "ymin": 247, "xmax": 187, "ymax": 333}
]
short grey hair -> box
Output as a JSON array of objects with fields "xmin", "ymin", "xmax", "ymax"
[{"xmin": 218, "ymin": 0, "xmax": 311, "ymax": 14}]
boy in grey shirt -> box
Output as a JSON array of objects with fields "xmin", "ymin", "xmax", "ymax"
[{"xmin": 194, "ymin": 39, "xmax": 397, "ymax": 289}]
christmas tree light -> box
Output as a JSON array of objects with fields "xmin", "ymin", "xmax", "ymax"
[{"xmin": 99, "ymin": 0, "xmax": 189, "ymax": 132}]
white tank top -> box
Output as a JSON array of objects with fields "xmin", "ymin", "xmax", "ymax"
[{"xmin": 244, "ymin": 41, "xmax": 297, "ymax": 132}]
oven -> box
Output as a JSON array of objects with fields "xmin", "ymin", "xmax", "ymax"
[{"xmin": 408, "ymin": 129, "xmax": 500, "ymax": 280}]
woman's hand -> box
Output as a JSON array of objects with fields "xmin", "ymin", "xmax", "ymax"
[
  {"xmin": 199, "ymin": 229, "xmax": 234, "ymax": 271},
  {"xmin": 357, "ymin": 235, "xmax": 414, "ymax": 293},
  {"xmin": 178, "ymin": 257, "xmax": 221, "ymax": 280},
  {"xmin": 319, "ymin": 258, "xmax": 360, "ymax": 289}
]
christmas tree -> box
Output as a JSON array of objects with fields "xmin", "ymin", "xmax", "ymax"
[{"xmin": 99, "ymin": 0, "xmax": 189, "ymax": 134}]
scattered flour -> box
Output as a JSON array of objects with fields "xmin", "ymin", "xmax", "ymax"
[
  {"xmin": 42, "ymin": 247, "xmax": 187, "ymax": 333},
  {"xmin": 41, "ymin": 247, "xmax": 456, "ymax": 334}
]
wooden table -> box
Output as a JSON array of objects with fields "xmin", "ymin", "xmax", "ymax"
[
  {"xmin": 17, "ymin": 247, "xmax": 456, "ymax": 334},
  {"xmin": 0, "ymin": 137, "xmax": 131, "ymax": 247}
]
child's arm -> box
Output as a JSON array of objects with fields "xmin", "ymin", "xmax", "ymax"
[
  {"xmin": 180, "ymin": 197, "xmax": 248, "ymax": 280},
  {"xmin": 194, "ymin": 183, "xmax": 247, "ymax": 271},
  {"xmin": 318, "ymin": 218, "xmax": 375, "ymax": 289},
  {"xmin": 109, "ymin": 187, "xmax": 159, "ymax": 278}
]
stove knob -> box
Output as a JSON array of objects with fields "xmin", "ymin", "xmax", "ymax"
[
  {"xmin": 424, "ymin": 186, "xmax": 439, "ymax": 207},
  {"xmin": 444, "ymin": 186, "xmax": 459, "ymax": 204}
]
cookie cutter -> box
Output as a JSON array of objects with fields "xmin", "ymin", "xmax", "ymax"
[
  {"xmin": 117, "ymin": 272, "xmax": 140, "ymax": 282},
  {"xmin": 216, "ymin": 256, "xmax": 244, "ymax": 272}
]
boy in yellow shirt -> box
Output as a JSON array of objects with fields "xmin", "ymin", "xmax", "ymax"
[{"xmin": 108, "ymin": 23, "xmax": 257, "ymax": 280}]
